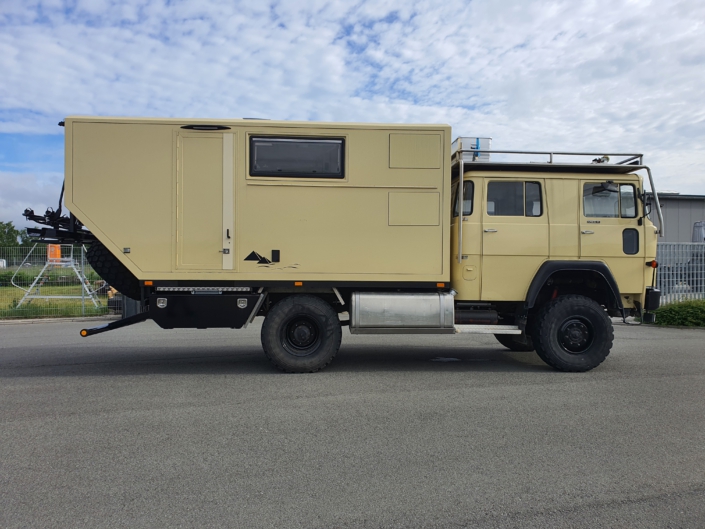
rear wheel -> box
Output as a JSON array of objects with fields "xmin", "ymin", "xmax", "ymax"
[
  {"xmin": 530, "ymin": 295, "xmax": 613, "ymax": 372},
  {"xmin": 261, "ymin": 295, "xmax": 342, "ymax": 373},
  {"xmin": 494, "ymin": 333, "xmax": 534, "ymax": 352}
]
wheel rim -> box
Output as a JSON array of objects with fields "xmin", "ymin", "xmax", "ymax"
[
  {"xmin": 557, "ymin": 317, "xmax": 594, "ymax": 354},
  {"xmin": 281, "ymin": 316, "xmax": 321, "ymax": 357}
]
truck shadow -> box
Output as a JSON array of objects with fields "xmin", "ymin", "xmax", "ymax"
[
  {"xmin": 332, "ymin": 345, "xmax": 551, "ymax": 373},
  {"xmin": 0, "ymin": 344, "xmax": 551, "ymax": 378}
]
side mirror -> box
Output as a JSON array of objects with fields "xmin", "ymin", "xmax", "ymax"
[{"xmin": 600, "ymin": 181, "xmax": 618, "ymax": 193}]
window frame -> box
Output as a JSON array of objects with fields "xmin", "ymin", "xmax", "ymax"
[
  {"xmin": 249, "ymin": 136, "xmax": 346, "ymax": 179},
  {"xmin": 525, "ymin": 181, "xmax": 543, "ymax": 218},
  {"xmin": 619, "ymin": 184, "xmax": 638, "ymax": 219},
  {"xmin": 622, "ymin": 228, "xmax": 640, "ymax": 255},
  {"xmin": 582, "ymin": 182, "xmax": 639, "ymax": 219},
  {"xmin": 486, "ymin": 180, "xmax": 543, "ymax": 218},
  {"xmin": 453, "ymin": 180, "xmax": 474, "ymax": 217}
]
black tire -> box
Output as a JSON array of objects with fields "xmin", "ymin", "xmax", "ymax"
[
  {"xmin": 261, "ymin": 295, "xmax": 342, "ymax": 373},
  {"xmin": 85, "ymin": 241, "xmax": 141, "ymax": 300},
  {"xmin": 494, "ymin": 333, "xmax": 534, "ymax": 352},
  {"xmin": 530, "ymin": 295, "xmax": 613, "ymax": 372}
]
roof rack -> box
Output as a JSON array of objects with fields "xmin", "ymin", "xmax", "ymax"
[
  {"xmin": 450, "ymin": 137, "xmax": 664, "ymax": 238},
  {"xmin": 451, "ymin": 136, "xmax": 644, "ymax": 171}
]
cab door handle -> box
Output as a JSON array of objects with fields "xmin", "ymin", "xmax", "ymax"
[
  {"xmin": 484, "ymin": 228, "xmax": 497, "ymax": 233},
  {"xmin": 581, "ymin": 230, "xmax": 594, "ymax": 234}
]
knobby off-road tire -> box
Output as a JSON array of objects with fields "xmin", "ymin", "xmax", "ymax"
[
  {"xmin": 494, "ymin": 333, "xmax": 534, "ymax": 352},
  {"xmin": 85, "ymin": 241, "xmax": 141, "ymax": 300},
  {"xmin": 531, "ymin": 295, "xmax": 613, "ymax": 372},
  {"xmin": 261, "ymin": 295, "xmax": 342, "ymax": 373}
]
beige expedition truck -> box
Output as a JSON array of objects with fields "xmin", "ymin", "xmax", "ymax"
[{"xmin": 25, "ymin": 117, "xmax": 664, "ymax": 372}]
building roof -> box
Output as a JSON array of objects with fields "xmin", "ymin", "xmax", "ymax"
[{"xmin": 646, "ymin": 192, "xmax": 705, "ymax": 200}]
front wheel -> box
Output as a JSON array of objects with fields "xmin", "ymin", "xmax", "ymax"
[
  {"xmin": 530, "ymin": 295, "xmax": 613, "ymax": 372},
  {"xmin": 261, "ymin": 295, "xmax": 342, "ymax": 373}
]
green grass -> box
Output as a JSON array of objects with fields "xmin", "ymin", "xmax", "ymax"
[
  {"xmin": 0, "ymin": 284, "xmax": 113, "ymax": 319},
  {"xmin": 0, "ymin": 268, "xmax": 102, "ymax": 287},
  {"xmin": 653, "ymin": 299, "xmax": 705, "ymax": 327}
]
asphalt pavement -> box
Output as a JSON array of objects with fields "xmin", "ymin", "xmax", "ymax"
[{"xmin": 1, "ymin": 319, "xmax": 704, "ymax": 528}]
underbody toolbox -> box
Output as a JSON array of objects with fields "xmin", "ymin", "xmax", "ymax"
[{"xmin": 149, "ymin": 293, "xmax": 260, "ymax": 329}]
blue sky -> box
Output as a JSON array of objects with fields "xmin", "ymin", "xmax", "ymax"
[{"xmin": 1, "ymin": 0, "xmax": 705, "ymax": 227}]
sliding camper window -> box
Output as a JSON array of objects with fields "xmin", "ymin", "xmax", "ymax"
[{"xmin": 250, "ymin": 137, "xmax": 345, "ymax": 178}]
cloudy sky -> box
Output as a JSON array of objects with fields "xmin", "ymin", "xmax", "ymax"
[{"xmin": 1, "ymin": 0, "xmax": 704, "ymax": 228}]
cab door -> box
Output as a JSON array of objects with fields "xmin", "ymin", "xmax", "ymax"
[
  {"xmin": 481, "ymin": 179, "xmax": 549, "ymax": 301},
  {"xmin": 580, "ymin": 180, "xmax": 643, "ymax": 292},
  {"xmin": 450, "ymin": 176, "xmax": 483, "ymax": 301},
  {"xmin": 176, "ymin": 132, "xmax": 235, "ymax": 270}
]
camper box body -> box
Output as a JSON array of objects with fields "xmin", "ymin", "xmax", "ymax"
[{"xmin": 64, "ymin": 117, "xmax": 452, "ymax": 286}]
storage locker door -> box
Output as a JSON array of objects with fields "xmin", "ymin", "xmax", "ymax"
[{"xmin": 177, "ymin": 134, "xmax": 223, "ymax": 270}]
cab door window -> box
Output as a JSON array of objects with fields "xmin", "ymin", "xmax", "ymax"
[
  {"xmin": 619, "ymin": 185, "xmax": 637, "ymax": 218},
  {"xmin": 487, "ymin": 181, "xmax": 542, "ymax": 217},
  {"xmin": 583, "ymin": 183, "xmax": 637, "ymax": 218},
  {"xmin": 453, "ymin": 181, "xmax": 474, "ymax": 217}
]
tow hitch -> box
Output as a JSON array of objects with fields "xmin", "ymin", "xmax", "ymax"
[{"xmin": 80, "ymin": 312, "xmax": 149, "ymax": 337}]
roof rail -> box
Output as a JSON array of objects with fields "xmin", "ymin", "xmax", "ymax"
[
  {"xmin": 450, "ymin": 138, "xmax": 663, "ymax": 237},
  {"xmin": 451, "ymin": 137, "xmax": 643, "ymax": 166}
]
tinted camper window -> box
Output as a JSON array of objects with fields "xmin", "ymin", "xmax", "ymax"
[{"xmin": 250, "ymin": 137, "xmax": 344, "ymax": 178}]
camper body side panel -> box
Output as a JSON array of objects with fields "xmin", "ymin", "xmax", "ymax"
[{"xmin": 64, "ymin": 117, "xmax": 451, "ymax": 283}]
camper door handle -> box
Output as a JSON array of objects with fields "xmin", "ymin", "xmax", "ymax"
[
  {"xmin": 226, "ymin": 229, "xmax": 231, "ymax": 239},
  {"xmin": 484, "ymin": 228, "xmax": 497, "ymax": 233},
  {"xmin": 581, "ymin": 230, "xmax": 594, "ymax": 235}
]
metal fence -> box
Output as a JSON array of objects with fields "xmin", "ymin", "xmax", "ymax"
[
  {"xmin": 0, "ymin": 245, "xmax": 122, "ymax": 319},
  {"xmin": 2, "ymin": 242, "xmax": 703, "ymax": 319},
  {"xmin": 656, "ymin": 243, "xmax": 705, "ymax": 305}
]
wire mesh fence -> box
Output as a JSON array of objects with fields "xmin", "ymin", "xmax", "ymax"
[
  {"xmin": 2, "ymin": 242, "xmax": 703, "ymax": 318},
  {"xmin": 0, "ymin": 244, "xmax": 123, "ymax": 319},
  {"xmin": 656, "ymin": 243, "xmax": 705, "ymax": 305}
]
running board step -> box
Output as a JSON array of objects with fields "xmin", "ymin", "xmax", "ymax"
[{"xmin": 455, "ymin": 325, "xmax": 521, "ymax": 335}]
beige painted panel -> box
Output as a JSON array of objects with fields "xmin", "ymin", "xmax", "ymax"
[
  {"xmin": 177, "ymin": 135, "xmax": 223, "ymax": 270},
  {"xmin": 482, "ymin": 256, "xmax": 546, "ymax": 301},
  {"xmin": 550, "ymin": 225, "xmax": 579, "ymax": 257},
  {"xmin": 237, "ymin": 186, "xmax": 442, "ymax": 275},
  {"xmin": 603, "ymin": 258, "xmax": 645, "ymax": 294},
  {"xmin": 389, "ymin": 133, "xmax": 442, "ymax": 169},
  {"xmin": 546, "ymin": 179, "xmax": 579, "ymax": 257},
  {"xmin": 388, "ymin": 192, "xmax": 439, "ymax": 226},
  {"xmin": 71, "ymin": 123, "xmax": 173, "ymax": 273}
]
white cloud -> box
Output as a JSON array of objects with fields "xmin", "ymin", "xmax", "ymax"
[
  {"xmin": 0, "ymin": 0, "xmax": 704, "ymax": 198},
  {"xmin": 0, "ymin": 171, "xmax": 63, "ymax": 229}
]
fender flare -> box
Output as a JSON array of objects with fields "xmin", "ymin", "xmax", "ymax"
[{"xmin": 525, "ymin": 261, "xmax": 623, "ymax": 310}]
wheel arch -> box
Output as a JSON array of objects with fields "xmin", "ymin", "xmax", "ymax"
[{"xmin": 525, "ymin": 261, "xmax": 623, "ymax": 312}]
